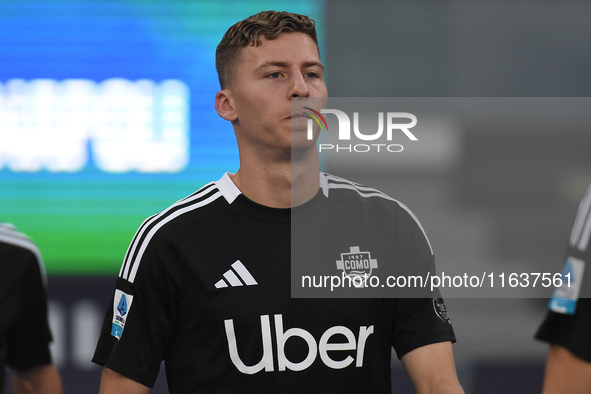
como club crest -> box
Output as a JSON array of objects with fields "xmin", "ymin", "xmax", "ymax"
[{"xmin": 336, "ymin": 246, "xmax": 378, "ymax": 279}]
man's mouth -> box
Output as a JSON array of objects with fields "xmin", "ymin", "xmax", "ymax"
[{"xmin": 288, "ymin": 113, "xmax": 309, "ymax": 119}]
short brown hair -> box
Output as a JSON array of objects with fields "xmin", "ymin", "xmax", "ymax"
[{"xmin": 215, "ymin": 11, "xmax": 319, "ymax": 89}]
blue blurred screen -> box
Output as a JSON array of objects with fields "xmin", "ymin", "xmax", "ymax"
[{"xmin": 0, "ymin": 1, "xmax": 324, "ymax": 273}]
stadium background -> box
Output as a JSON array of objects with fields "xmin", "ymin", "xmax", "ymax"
[{"xmin": 1, "ymin": 0, "xmax": 590, "ymax": 392}]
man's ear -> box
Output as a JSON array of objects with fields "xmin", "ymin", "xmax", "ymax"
[{"xmin": 215, "ymin": 90, "xmax": 238, "ymax": 122}]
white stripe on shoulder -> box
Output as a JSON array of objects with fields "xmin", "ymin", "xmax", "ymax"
[
  {"xmin": 126, "ymin": 191, "xmax": 222, "ymax": 283},
  {"xmin": 216, "ymin": 172, "xmax": 242, "ymax": 204},
  {"xmin": 0, "ymin": 224, "xmax": 47, "ymax": 286},
  {"xmin": 569, "ymin": 185, "xmax": 591, "ymax": 251},
  {"xmin": 120, "ymin": 182, "xmax": 223, "ymax": 282},
  {"xmin": 579, "ymin": 214, "xmax": 591, "ymax": 251},
  {"xmin": 322, "ymin": 173, "xmax": 397, "ymax": 201},
  {"xmin": 120, "ymin": 181, "xmax": 218, "ymax": 279},
  {"xmin": 321, "ymin": 173, "xmax": 434, "ymax": 255}
]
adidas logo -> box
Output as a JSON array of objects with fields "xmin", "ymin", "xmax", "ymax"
[{"xmin": 215, "ymin": 260, "xmax": 258, "ymax": 289}]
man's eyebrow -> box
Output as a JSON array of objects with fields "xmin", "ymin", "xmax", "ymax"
[
  {"xmin": 254, "ymin": 60, "xmax": 324, "ymax": 73},
  {"xmin": 302, "ymin": 61, "xmax": 324, "ymax": 70},
  {"xmin": 255, "ymin": 61, "xmax": 289, "ymax": 71}
]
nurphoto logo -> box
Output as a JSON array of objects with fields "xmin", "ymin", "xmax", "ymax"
[{"xmin": 303, "ymin": 107, "xmax": 418, "ymax": 153}]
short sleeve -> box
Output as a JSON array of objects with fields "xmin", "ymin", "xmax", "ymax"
[
  {"xmin": 535, "ymin": 184, "xmax": 591, "ymax": 360},
  {"xmin": 535, "ymin": 298, "xmax": 591, "ymax": 363},
  {"xmin": 6, "ymin": 248, "xmax": 53, "ymax": 370},
  {"xmin": 92, "ymin": 227, "xmax": 180, "ymax": 387},
  {"xmin": 389, "ymin": 205, "xmax": 456, "ymax": 359},
  {"xmin": 391, "ymin": 297, "xmax": 456, "ymax": 359}
]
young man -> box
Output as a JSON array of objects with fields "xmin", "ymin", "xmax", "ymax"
[
  {"xmin": 0, "ymin": 223, "xmax": 62, "ymax": 394},
  {"xmin": 536, "ymin": 184, "xmax": 591, "ymax": 393},
  {"xmin": 93, "ymin": 11, "xmax": 463, "ymax": 393}
]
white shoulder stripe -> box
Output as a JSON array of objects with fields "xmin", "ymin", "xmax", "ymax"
[
  {"xmin": 569, "ymin": 185, "xmax": 591, "ymax": 251},
  {"xmin": 322, "ymin": 173, "xmax": 364, "ymax": 187},
  {"xmin": 0, "ymin": 225, "xmax": 47, "ymax": 286},
  {"xmin": 579, "ymin": 214, "xmax": 591, "ymax": 251},
  {"xmin": 119, "ymin": 181, "xmax": 220, "ymax": 282},
  {"xmin": 323, "ymin": 175, "xmax": 434, "ymax": 255},
  {"xmin": 120, "ymin": 181, "xmax": 217, "ymax": 279},
  {"xmin": 125, "ymin": 190, "xmax": 223, "ymax": 283},
  {"xmin": 394, "ymin": 200, "xmax": 435, "ymax": 256}
]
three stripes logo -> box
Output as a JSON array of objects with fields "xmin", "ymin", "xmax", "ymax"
[{"xmin": 215, "ymin": 260, "xmax": 258, "ymax": 289}]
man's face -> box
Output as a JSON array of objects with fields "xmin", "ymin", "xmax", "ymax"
[{"xmin": 226, "ymin": 32, "xmax": 328, "ymax": 155}]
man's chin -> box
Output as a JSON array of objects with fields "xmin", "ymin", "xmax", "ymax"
[{"xmin": 290, "ymin": 138, "xmax": 318, "ymax": 158}]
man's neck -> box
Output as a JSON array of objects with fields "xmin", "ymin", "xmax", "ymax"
[{"xmin": 231, "ymin": 148, "xmax": 320, "ymax": 209}]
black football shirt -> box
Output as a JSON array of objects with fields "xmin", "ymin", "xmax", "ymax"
[{"xmin": 93, "ymin": 173, "xmax": 456, "ymax": 393}]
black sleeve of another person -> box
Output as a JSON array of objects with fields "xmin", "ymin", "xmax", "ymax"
[
  {"xmin": 6, "ymin": 247, "xmax": 53, "ymax": 370},
  {"xmin": 536, "ymin": 298, "xmax": 591, "ymax": 363},
  {"xmin": 535, "ymin": 185, "xmax": 591, "ymax": 363},
  {"xmin": 536, "ymin": 254, "xmax": 591, "ymax": 363}
]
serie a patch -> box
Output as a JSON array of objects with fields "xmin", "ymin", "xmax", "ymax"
[
  {"xmin": 433, "ymin": 298, "xmax": 451, "ymax": 324},
  {"xmin": 548, "ymin": 256, "xmax": 585, "ymax": 315},
  {"xmin": 111, "ymin": 289, "xmax": 134, "ymax": 339}
]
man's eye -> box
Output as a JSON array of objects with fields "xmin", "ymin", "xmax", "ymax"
[
  {"xmin": 268, "ymin": 72, "xmax": 281, "ymax": 79},
  {"xmin": 305, "ymin": 72, "xmax": 319, "ymax": 78}
]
